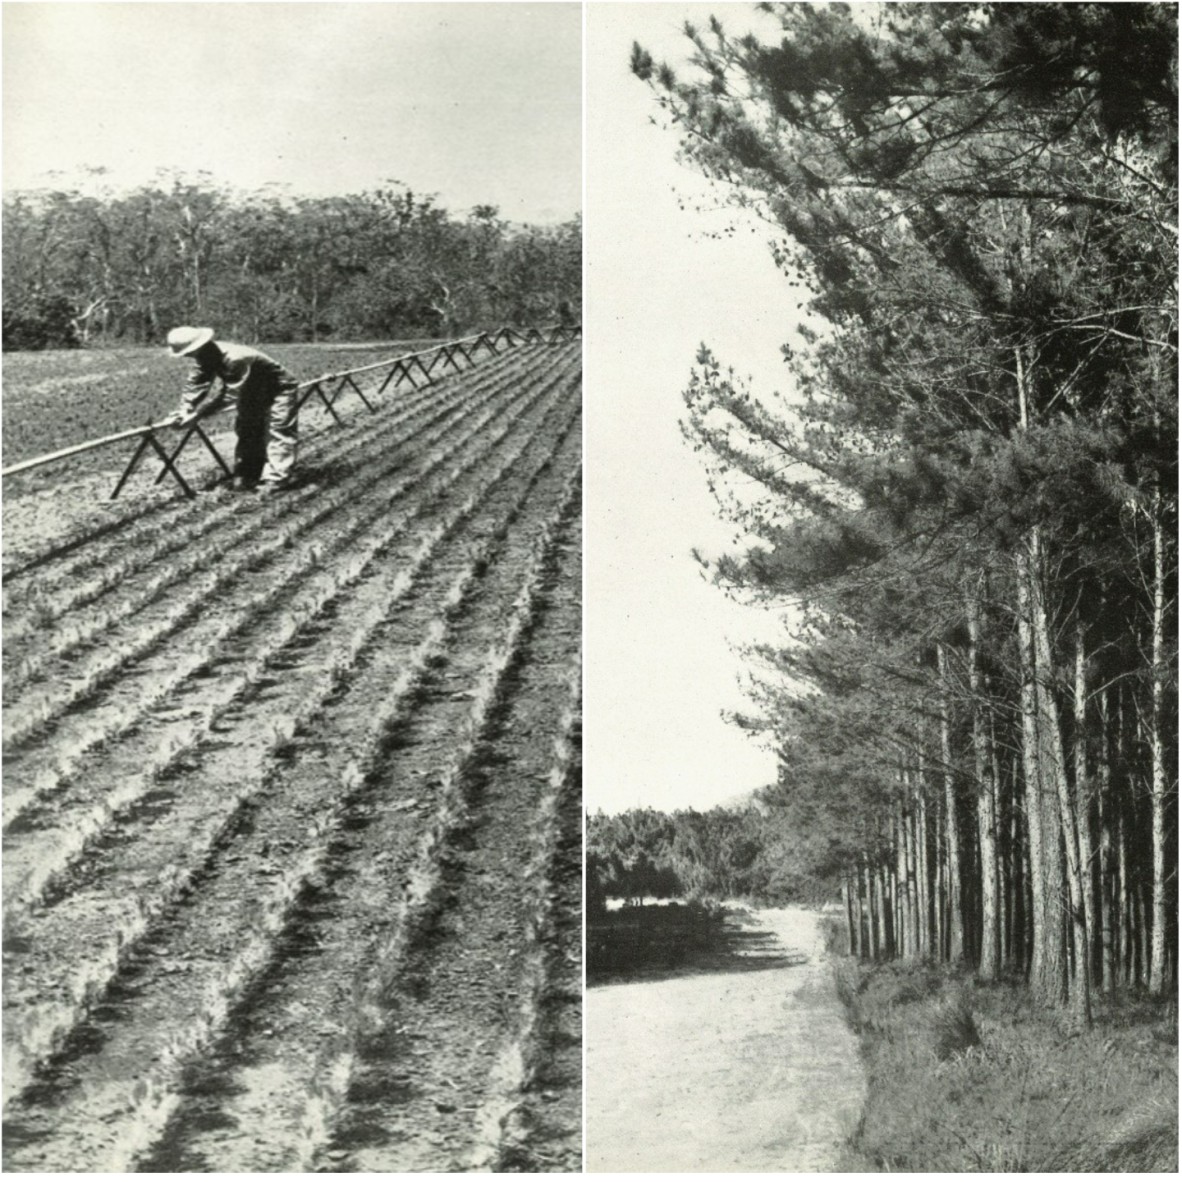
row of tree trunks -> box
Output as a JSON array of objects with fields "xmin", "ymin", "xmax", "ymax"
[
  {"xmin": 839, "ymin": 348, "xmax": 1171, "ymax": 1011},
  {"xmin": 842, "ymin": 657, "xmax": 1170, "ymax": 1016}
]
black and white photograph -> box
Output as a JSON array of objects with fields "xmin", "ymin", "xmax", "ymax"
[
  {"xmin": 3, "ymin": 0, "xmax": 1179, "ymax": 1176},
  {"xmin": 2, "ymin": 2, "xmax": 581, "ymax": 1171},
  {"xmin": 585, "ymin": 1, "xmax": 1177, "ymax": 1173}
]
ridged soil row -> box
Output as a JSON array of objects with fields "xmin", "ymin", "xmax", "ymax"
[
  {"xmin": 2, "ymin": 346, "xmax": 560, "ymax": 733},
  {"xmin": 0, "ymin": 363, "xmax": 573, "ymax": 925},
  {"xmin": 1, "ymin": 372, "xmax": 581, "ymax": 1103},
  {"xmin": 476, "ymin": 657, "xmax": 583, "ymax": 1174},
  {"xmin": 1, "ymin": 350, "xmax": 577, "ymax": 831},
  {"xmin": 1, "ymin": 346, "xmax": 538, "ymax": 665},
  {"xmin": 0, "ymin": 379, "xmax": 581, "ymax": 1172},
  {"xmin": 0, "ymin": 343, "xmax": 530, "ymax": 607},
  {"xmin": 465, "ymin": 652, "xmax": 586, "ymax": 1177},
  {"xmin": 133, "ymin": 440, "xmax": 583, "ymax": 1176},
  {"xmin": 328, "ymin": 477, "xmax": 583, "ymax": 1173}
]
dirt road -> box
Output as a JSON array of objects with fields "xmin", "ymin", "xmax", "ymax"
[{"xmin": 586, "ymin": 906, "xmax": 864, "ymax": 1172}]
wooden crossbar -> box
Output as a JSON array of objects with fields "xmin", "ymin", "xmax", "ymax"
[
  {"xmin": 153, "ymin": 420, "xmax": 232, "ymax": 486},
  {"xmin": 111, "ymin": 429, "xmax": 196, "ymax": 500},
  {"xmin": 2, "ymin": 422, "xmax": 162, "ymax": 478},
  {"xmin": 344, "ymin": 374, "xmax": 375, "ymax": 412}
]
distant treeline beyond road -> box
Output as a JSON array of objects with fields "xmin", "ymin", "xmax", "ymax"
[{"xmin": 587, "ymin": 806, "xmax": 819, "ymax": 910}]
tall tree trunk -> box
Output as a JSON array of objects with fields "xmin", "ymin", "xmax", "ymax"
[
  {"xmin": 1073, "ymin": 621, "xmax": 1098, "ymax": 997},
  {"xmin": 934, "ymin": 790, "xmax": 947, "ymax": 960},
  {"xmin": 1136, "ymin": 881, "xmax": 1150, "ymax": 989},
  {"xmin": 1014, "ymin": 345, "xmax": 1064, "ymax": 1002},
  {"xmin": 904, "ymin": 791, "xmax": 921, "ymax": 959},
  {"xmin": 936, "ymin": 644, "xmax": 965, "ymax": 962},
  {"xmin": 994, "ymin": 720, "xmax": 1012, "ymax": 969},
  {"xmin": 889, "ymin": 849, "xmax": 901, "ymax": 962},
  {"xmin": 966, "ymin": 594, "xmax": 1001, "ymax": 980},
  {"xmin": 1098, "ymin": 686, "xmax": 1116, "ymax": 994},
  {"xmin": 879, "ymin": 860, "xmax": 895, "ymax": 961},
  {"xmin": 897, "ymin": 796, "xmax": 916, "ymax": 960},
  {"xmin": 1148, "ymin": 496, "xmax": 1168, "ymax": 996},
  {"xmin": 1027, "ymin": 534, "xmax": 1090, "ymax": 1023},
  {"xmin": 1019, "ymin": 764, "xmax": 1033, "ymax": 973},
  {"xmin": 1118, "ymin": 807, "xmax": 1132, "ymax": 986},
  {"xmin": 1016, "ymin": 537, "xmax": 1067, "ymax": 1005},
  {"xmin": 844, "ymin": 873, "xmax": 858, "ymax": 959},
  {"xmin": 916, "ymin": 757, "xmax": 932, "ymax": 959},
  {"xmin": 863, "ymin": 857, "xmax": 879, "ymax": 960}
]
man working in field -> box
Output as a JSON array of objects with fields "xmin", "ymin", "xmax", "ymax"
[{"xmin": 167, "ymin": 326, "xmax": 300, "ymax": 492}]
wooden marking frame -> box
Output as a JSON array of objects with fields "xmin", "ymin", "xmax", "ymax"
[{"xmin": 2, "ymin": 324, "xmax": 581, "ymax": 501}]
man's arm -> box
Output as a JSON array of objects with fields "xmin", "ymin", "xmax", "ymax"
[{"xmin": 172, "ymin": 359, "xmax": 225, "ymax": 424}]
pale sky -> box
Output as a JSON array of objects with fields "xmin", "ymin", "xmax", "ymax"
[
  {"xmin": 585, "ymin": 3, "xmax": 801, "ymax": 815},
  {"xmin": 2, "ymin": 2, "xmax": 580, "ymax": 223}
]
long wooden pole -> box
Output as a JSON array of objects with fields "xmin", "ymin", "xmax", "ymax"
[{"xmin": 1, "ymin": 422, "xmax": 169, "ymax": 477}]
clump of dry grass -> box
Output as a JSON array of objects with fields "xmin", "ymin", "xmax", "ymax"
[
  {"xmin": 834, "ymin": 961, "xmax": 1178, "ymax": 1172},
  {"xmin": 931, "ymin": 993, "xmax": 982, "ymax": 1061}
]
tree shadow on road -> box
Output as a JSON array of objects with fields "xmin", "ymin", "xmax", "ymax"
[{"xmin": 587, "ymin": 902, "xmax": 807, "ymax": 987}]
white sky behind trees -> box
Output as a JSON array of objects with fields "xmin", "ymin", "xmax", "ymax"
[
  {"xmin": 586, "ymin": 3, "xmax": 802, "ymax": 815},
  {"xmin": 2, "ymin": 2, "xmax": 580, "ymax": 223}
]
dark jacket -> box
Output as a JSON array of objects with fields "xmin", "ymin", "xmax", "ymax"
[{"xmin": 182, "ymin": 341, "xmax": 298, "ymax": 416}]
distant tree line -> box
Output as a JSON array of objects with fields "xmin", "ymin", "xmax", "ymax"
[
  {"xmin": 636, "ymin": 1, "xmax": 1176, "ymax": 1025},
  {"xmin": 2, "ymin": 175, "xmax": 581, "ymax": 350},
  {"xmin": 587, "ymin": 806, "xmax": 828, "ymax": 913}
]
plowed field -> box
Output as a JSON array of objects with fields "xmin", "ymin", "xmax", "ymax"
[{"xmin": 2, "ymin": 342, "xmax": 582, "ymax": 1172}]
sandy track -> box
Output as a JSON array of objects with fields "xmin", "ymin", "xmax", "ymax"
[{"xmin": 585, "ymin": 906, "xmax": 864, "ymax": 1173}]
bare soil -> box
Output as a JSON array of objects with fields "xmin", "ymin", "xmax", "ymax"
[
  {"xmin": 2, "ymin": 342, "xmax": 582, "ymax": 1172},
  {"xmin": 585, "ymin": 905, "xmax": 865, "ymax": 1173}
]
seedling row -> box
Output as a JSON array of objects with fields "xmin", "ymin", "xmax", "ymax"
[{"xmin": 2, "ymin": 342, "xmax": 582, "ymax": 1171}]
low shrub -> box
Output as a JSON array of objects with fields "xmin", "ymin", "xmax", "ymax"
[{"xmin": 586, "ymin": 900, "xmax": 733, "ymax": 984}]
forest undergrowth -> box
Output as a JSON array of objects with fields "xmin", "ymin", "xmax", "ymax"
[{"xmin": 825, "ymin": 921, "xmax": 1177, "ymax": 1172}]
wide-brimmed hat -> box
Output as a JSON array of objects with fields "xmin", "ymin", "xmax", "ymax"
[{"xmin": 167, "ymin": 326, "xmax": 215, "ymax": 356}]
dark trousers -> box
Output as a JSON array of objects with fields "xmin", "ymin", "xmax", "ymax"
[
  {"xmin": 233, "ymin": 383, "xmax": 298, "ymax": 484},
  {"xmin": 234, "ymin": 396, "xmax": 270, "ymax": 483}
]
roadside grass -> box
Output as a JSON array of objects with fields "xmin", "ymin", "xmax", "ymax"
[{"xmin": 830, "ymin": 954, "xmax": 1178, "ymax": 1172}]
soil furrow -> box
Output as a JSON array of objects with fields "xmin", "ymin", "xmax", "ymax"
[
  {"xmin": 1, "ymin": 423, "xmax": 580, "ymax": 1173},
  {"xmin": 465, "ymin": 661, "xmax": 582, "ymax": 1175},
  {"xmin": 2, "ymin": 349, "xmax": 572, "ymax": 742},
  {"xmin": 489, "ymin": 718, "xmax": 584, "ymax": 1173},
  {"xmin": 2, "ymin": 370, "xmax": 579, "ymax": 932},
  {"xmin": 1, "ymin": 354, "xmax": 578, "ymax": 829}
]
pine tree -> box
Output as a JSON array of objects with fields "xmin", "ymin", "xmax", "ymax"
[{"xmin": 635, "ymin": 2, "xmax": 1177, "ymax": 1007}]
